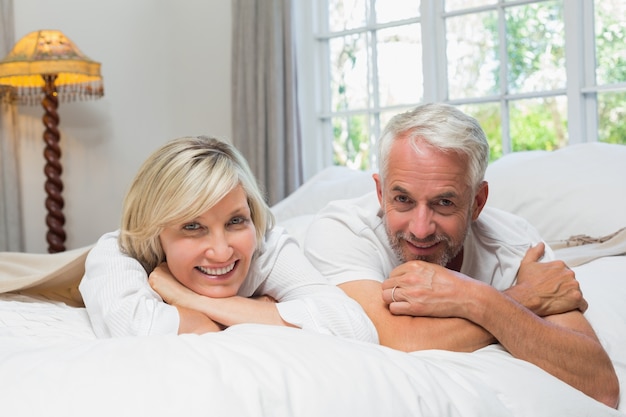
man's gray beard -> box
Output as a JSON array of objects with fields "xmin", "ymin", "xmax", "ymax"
[{"xmin": 384, "ymin": 219, "xmax": 466, "ymax": 267}]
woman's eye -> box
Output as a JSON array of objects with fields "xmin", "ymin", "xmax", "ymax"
[
  {"xmin": 230, "ymin": 216, "xmax": 246, "ymax": 225},
  {"xmin": 183, "ymin": 222, "xmax": 200, "ymax": 231}
]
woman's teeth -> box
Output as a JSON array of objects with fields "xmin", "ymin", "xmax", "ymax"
[{"xmin": 196, "ymin": 262, "xmax": 235, "ymax": 276}]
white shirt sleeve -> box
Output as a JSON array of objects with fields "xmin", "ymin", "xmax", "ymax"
[
  {"xmin": 78, "ymin": 231, "xmax": 179, "ymax": 338},
  {"xmin": 80, "ymin": 228, "xmax": 377, "ymax": 343},
  {"xmin": 254, "ymin": 228, "xmax": 379, "ymax": 343},
  {"xmin": 302, "ymin": 193, "xmax": 398, "ymax": 286},
  {"xmin": 462, "ymin": 207, "xmax": 557, "ymax": 291}
]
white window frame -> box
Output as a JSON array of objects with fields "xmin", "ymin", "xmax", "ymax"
[{"xmin": 294, "ymin": 0, "xmax": 626, "ymax": 179}]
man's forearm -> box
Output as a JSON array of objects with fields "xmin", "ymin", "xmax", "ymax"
[
  {"xmin": 339, "ymin": 280, "xmax": 496, "ymax": 352},
  {"xmin": 470, "ymin": 287, "xmax": 619, "ymax": 408},
  {"xmin": 379, "ymin": 315, "xmax": 496, "ymax": 352}
]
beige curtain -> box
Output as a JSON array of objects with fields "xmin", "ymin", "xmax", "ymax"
[
  {"xmin": 0, "ymin": 0, "xmax": 24, "ymax": 252},
  {"xmin": 231, "ymin": 0, "xmax": 303, "ymax": 205}
]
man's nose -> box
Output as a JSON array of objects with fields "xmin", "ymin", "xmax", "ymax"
[{"xmin": 408, "ymin": 206, "xmax": 436, "ymax": 239}]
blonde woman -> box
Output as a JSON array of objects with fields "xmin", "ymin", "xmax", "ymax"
[{"xmin": 79, "ymin": 136, "xmax": 377, "ymax": 342}]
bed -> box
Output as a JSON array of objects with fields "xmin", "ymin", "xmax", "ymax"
[{"xmin": 1, "ymin": 142, "xmax": 625, "ymax": 417}]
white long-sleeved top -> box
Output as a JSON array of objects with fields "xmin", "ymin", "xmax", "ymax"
[{"xmin": 79, "ymin": 228, "xmax": 378, "ymax": 343}]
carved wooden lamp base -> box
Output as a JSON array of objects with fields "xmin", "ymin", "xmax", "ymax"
[{"xmin": 42, "ymin": 74, "xmax": 66, "ymax": 253}]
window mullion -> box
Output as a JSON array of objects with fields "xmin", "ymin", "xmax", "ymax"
[
  {"xmin": 422, "ymin": 0, "xmax": 446, "ymax": 103},
  {"xmin": 564, "ymin": 0, "xmax": 589, "ymax": 144},
  {"xmin": 497, "ymin": 1, "xmax": 511, "ymax": 154},
  {"xmin": 368, "ymin": 0, "xmax": 380, "ymax": 166},
  {"xmin": 582, "ymin": 0, "xmax": 599, "ymax": 143}
]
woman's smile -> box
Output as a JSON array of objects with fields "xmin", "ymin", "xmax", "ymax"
[{"xmin": 195, "ymin": 261, "xmax": 237, "ymax": 278}]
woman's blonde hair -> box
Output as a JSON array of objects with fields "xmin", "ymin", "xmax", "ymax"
[{"xmin": 118, "ymin": 136, "xmax": 274, "ymax": 272}]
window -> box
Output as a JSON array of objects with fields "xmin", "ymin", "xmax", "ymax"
[{"xmin": 297, "ymin": 0, "xmax": 626, "ymax": 171}]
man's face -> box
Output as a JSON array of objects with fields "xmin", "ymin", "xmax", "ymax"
[{"xmin": 374, "ymin": 136, "xmax": 487, "ymax": 270}]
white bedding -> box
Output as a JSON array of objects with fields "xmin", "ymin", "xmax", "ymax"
[
  {"xmin": 1, "ymin": 142, "xmax": 626, "ymax": 417},
  {"xmin": 0, "ymin": 256, "xmax": 624, "ymax": 417}
]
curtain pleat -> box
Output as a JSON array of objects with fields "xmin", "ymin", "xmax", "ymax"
[
  {"xmin": 0, "ymin": 0, "xmax": 24, "ymax": 252},
  {"xmin": 231, "ymin": 0, "xmax": 303, "ymax": 206}
]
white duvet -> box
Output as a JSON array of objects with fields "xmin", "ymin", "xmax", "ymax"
[{"xmin": 0, "ymin": 256, "xmax": 624, "ymax": 417}]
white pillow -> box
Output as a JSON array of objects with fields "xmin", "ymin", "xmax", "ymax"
[
  {"xmin": 485, "ymin": 143, "xmax": 626, "ymax": 243},
  {"xmin": 271, "ymin": 166, "xmax": 373, "ymax": 223},
  {"xmin": 574, "ymin": 256, "xmax": 626, "ymax": 410}
]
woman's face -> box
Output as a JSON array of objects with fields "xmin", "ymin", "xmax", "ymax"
[{"xmin": 159, "ymin": 185, "xmax": 257, "ymax": 298}]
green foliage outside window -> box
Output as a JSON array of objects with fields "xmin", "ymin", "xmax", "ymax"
[{"xmin": 328, "ymin": 0, "xmax": 626, "ymax": 169}]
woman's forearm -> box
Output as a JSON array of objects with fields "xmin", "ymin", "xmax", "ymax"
[
  {"xmin": 179, "ymin": 292, "xmax": 293, "ymax": 328},
  {"xmin": 176, "ymin": 305, "xmax": 223, "ymax": 334}
]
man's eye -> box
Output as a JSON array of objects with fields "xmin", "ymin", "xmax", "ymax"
[
  {"xmin": 394, "ymin": 195, "xmax": 410, "ymax": 204},
  {"xmin": 439, "ymin": 199, "xmax": 454, "ymax": 207}
]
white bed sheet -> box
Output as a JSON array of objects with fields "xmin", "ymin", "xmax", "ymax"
[{"xmin": 1, "ymin": 256, "xmax": 624, "ymax": 417}]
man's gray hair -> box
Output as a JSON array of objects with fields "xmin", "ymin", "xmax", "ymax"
[{"xmin": 377, "ymin": 103, "xmax": 490, "ymax": 191}]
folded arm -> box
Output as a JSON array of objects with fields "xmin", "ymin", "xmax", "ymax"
[
  {"xmin": 339, "ymin": 279, "xmax": 496, "ymax": 352},
  {"xmin": 175, "ymin": 306, "xmax": 224, "ymax": 334},
  {"xmin": 341, "ymin": 244, "xmax": 587, "ymax": 352},
  {"xmin": 381, "ymin": 260, "xmax": 619, "ymax": 408},
  {"xmin": 149, "ymin": 263, "xmax": 291, "ymax": 329}
]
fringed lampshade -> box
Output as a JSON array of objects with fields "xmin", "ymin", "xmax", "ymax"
[
  {"xmin": 0, "ymin": 30, "xmax": 103, "ymax": 104},
  {"xmin": 0, "ymin": 30, "xmax": 104, "ymax": 253}
]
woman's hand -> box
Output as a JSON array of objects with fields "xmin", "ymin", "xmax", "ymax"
[
  {"xmin": 252, "ymin": 294, "xmax": 277, "ymax": 303},
  {"xmin": 149, "ymin": 263, "xmax": 224, "ymax": 334},
  {"xmin": 149, "ymin": 262, "xmax": 198, "ymax": 307}
]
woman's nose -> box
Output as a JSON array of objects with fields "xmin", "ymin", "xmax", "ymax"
[{"xmin": 203, "ymin": 232, "xmax": 233, "ymax": 261}]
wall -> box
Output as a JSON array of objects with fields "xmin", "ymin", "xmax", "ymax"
[{"xmin": 13, "ymin": 0, "xmax": 232, "ymax": 253}]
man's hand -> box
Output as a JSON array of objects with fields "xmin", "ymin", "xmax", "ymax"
[
  {"xmin": 506, "ymin": 243, "xmax": 588, "ymax": 316},
  {"xmin": 381, "ymin": 261, "xmax": 484, "ymax": 318}
]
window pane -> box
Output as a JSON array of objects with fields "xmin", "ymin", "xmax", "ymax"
[
  {"xmin": 333, "ymin": 114, "xmax": 372, "ymax": 169},
  {"xmin": 377, "ymin": 24, "xmax": 423, "ymax": 107},
  {"xmin": 379, "ymin": 107, "xmax": 412, "ymax": 132},
  {"xmin": 594, "ymin": 0, "xmax": 626, "ymax": 85},
  {"xmin": 329, "ymin": 0, "xmax": 367, "ymax": 32},
  {"xmin": 447, "ymin": 11, "xmax": 500, "ymax": 99},
  {"xmin": 458, "ymin": 103, "xmax": 502, "ymax": 161},
  {"xmin": 445, "ymin": 0, "xmax": 496, "ymax": 12},
  {"xmin": 509, "ymin": 96, "xmax": 567, "ymax": 151},
  {"xmin": 506, "ymin": 1, "xmax": 565, "ymax": 94},
  {"xmin": 598, "ymin": 91, "xmax": 626, "ymax": 144},
  {"xmin": 330, "ymin": 34, "xmax": 369, "ymax": 111},
  {"xmin": 376, "ymin": 0, "xmax": 420, "ymax": 24}
]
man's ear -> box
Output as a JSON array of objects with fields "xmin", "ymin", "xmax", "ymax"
[
  {"xmin": 472, "ymin": 181, "xmax": 489, "ymax": 221},
  {"xmin": 373, "ymin": 173, "xmax": 383, "ymax": 205}
]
